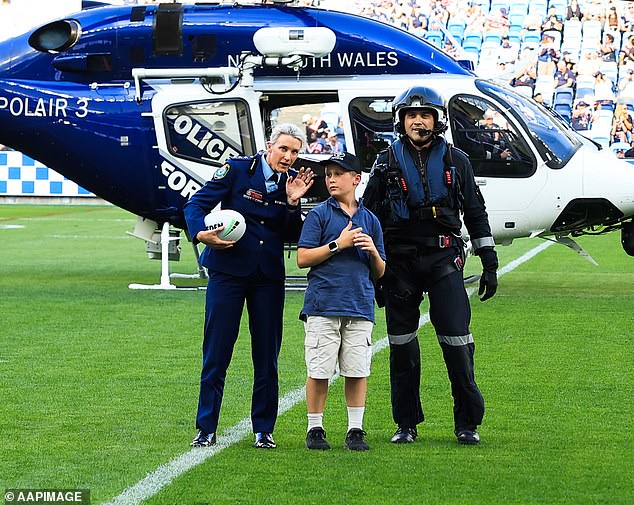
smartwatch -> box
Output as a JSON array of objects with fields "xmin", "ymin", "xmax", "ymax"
[{"xmin": 327, "ymin": 240, "xmax": 339, "ymax": 254}]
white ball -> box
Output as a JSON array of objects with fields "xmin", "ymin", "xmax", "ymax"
[{"xmin": 203, "ymin": 209, "xmax": 247, "ymax": 242}]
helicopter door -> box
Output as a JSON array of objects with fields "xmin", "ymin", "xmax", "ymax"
[
  {"xmin": 150, "ymin": 86, "xmax": 264, "ymax": 191},
  {"xmin": 447, "ymin": 94, "xmax": 548, "ymax": 238}
]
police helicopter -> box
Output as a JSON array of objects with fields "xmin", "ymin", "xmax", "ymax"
[{"xmin": 1, "ymin": 0, "xmax": 634, "ymax": 289}]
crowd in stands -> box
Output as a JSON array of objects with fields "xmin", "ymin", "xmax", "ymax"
[
  {"xmin": 352, "ymin": 0, "xmax": 634, "ymax": 157},
  {"xmin": 303, "ymin": 114, "xmax": 347, "ymax": 154}
]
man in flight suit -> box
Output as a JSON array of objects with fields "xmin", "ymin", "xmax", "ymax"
[
  {"xmin": 185, "ymin": 123, "xmax": 314, "ymax": 449},
  {"xmin": 363, "ymin": 87, "xmax": 498, "ymax": 445}
]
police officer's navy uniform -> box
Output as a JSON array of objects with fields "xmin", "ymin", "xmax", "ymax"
[
  {"xmin": 184, "ymin": 153, "xmax": 303, "ymax": 437},
  {"xmin": 363, "ymin": 134, "xmax": 496, "ymax": 438}
]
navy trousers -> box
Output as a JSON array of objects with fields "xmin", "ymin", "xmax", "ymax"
[
  {"xmin": 384, "ymin": 249, "xmax": 485, "ymax": 432},
  {"xmin": 196, "ymin": 267, "xmax": 284, "ymax": 434}
]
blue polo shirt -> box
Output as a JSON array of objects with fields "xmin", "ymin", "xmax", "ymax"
[{"xmin": 298, "ymin": 197, "xmax": 385, "ymax": 322}]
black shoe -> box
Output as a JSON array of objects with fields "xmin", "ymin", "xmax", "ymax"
[
  {"xmin": 344, "ymin": 428, "xmax": 369, "ymax": 451},
  {"xmin": 390, "ymin": 426, "xmax": 417, "ymax": 444},
  {"xmin": 254, "ymin": 432, "xmax": 277, "ymax": 449},
  {"xmin": 190, "ymin": 430, "xmax": 216, "ymax": 447},
  {"xmin": 456, "ymin": 430, "xmax": 480, "ymax": 445},
  {"xmin": 306, "ymin": 427, "xmax": 331, "ymax": 450}
]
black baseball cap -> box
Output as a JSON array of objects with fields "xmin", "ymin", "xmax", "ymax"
[{"xmin": 319, "ymin": 151, "xmax": 362, "ymax": 173}]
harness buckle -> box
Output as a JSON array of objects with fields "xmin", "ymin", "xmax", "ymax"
[{"xmin": 439, "ymin": 235, "xmax": 451, "ymax": 248}]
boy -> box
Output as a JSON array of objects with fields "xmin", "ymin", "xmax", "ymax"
[{"xmin": 297, "ymin": 152, "xmax": 386, "ymax": 451}]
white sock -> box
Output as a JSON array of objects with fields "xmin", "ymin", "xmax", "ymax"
[
  {"xmin": 347, "ymin": 406, "xmax": 365, "ymax": 431},
  {"xmin": 307, "ymin": 412, "xmax": 323, "ymax": 432}
]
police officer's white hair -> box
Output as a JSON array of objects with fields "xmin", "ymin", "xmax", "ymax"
[{"xmin": 269, "ymin": 123, "xmax": 306, "ymax": 151}]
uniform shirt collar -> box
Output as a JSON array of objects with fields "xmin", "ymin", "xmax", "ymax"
[{"xmin": 261, "ymin": 155, "xmax": 276, "ymax": 180}]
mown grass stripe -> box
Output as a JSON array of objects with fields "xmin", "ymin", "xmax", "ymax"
[{"xmin": 105, "ymin": 240, "xmax": 552, "ymax": 505}]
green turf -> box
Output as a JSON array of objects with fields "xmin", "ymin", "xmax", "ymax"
[{"xmin": 1, "ymin": 204, "xmax": 632, "ymax": 504}]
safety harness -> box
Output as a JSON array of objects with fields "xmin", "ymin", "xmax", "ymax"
[{"xmin": 382, "ymin": 136, "xmax": 464, "ymax": 229}]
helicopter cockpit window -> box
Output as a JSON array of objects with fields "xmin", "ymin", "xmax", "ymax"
[
  {"xmin": 476, "ymin": 80, "xmax": 581, "ymax": 169},
  {"xmin": 449, "ymin": 95, "xmax": 535, "ymax": 178},
  {"xmin": 348, "ymin": 97, "xmax": 395, "ymax": 170},
  {"xmin": 164, "ymin": 100, "xmax": 254, "ymax": 167}
]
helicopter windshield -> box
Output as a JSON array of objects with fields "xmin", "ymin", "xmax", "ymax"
[{"xmin": 476, "ymin": 80, "xmax": 582, "ymax": 169}]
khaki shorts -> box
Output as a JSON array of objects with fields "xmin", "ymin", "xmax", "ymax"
[{"xmin": 304, "ymin": 315, "xmax": 374, "ymax": 379}]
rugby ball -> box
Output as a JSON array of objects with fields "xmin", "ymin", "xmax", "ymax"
[{"xmin": 204, "ymin": 209, "xmax": 247, "ymax": 242}]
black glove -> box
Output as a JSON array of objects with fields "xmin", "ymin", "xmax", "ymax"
[{"xmin": 477, "ymin": 247, "xmax": 498, "ymax": 302}]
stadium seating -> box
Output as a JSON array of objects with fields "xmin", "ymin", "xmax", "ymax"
[
  {"xmin": 600, "ymin": 61, "xmax": 619, "ymax": 86},
  {"xmin": 509, "ymin": 0, "xmax": 529, "ymax": 14},
  {"xmin": 549, "ymin": 0, "xmax": 567, "ymax": 17},
  {"xmin": 358, "ymin": 0, "xmax": 634, "ymax": 151},
  {"xmin": 522, "ymin": 29, "xmax": 541, "ymax": 45},
  {"xmin": 463, "ymin": 31, "xmax": 483, "ymax": 53},
  {"xmin": 528, "ymin": 0, "xmax": 548, "ymax": 18},
  {"xmin": 425, "ymin": 30, "xmax": 444, "ymax": 48},
  {"xmin": 448, "ymin": 19, "xmax": 467, "ymax": 44},
  {"xmin": 554, "ymin": 103, "xmax": 572, "ymax": 122},
  {"xmin": 554, "ymin": 87, "xmax": 574, "ymax": 106}
]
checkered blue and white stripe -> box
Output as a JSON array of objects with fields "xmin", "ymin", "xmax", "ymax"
[{"xmin": 0, "ymin": 150, "xmax": 95, "ymax": 197}]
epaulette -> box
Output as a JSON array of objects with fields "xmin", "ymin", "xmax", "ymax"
[{"xmin": 227, "ymin": 153, "xmax": 259, "ymax": 175}]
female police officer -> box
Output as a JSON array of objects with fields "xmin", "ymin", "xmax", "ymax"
[
  {"xmin": 185, "ymin": 123, "xmax": 314, "ymax": 449},
  {"xmin": 363, "ymin": 87, "xmax": 498, "ymax": 445}
]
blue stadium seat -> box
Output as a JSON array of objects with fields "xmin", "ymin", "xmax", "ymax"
[
  {"xmin": 509, "ymin": 0, "xmax": 529, "ymax": 14},
  {"xmin": 448, "ymin": 20, "xmax": 467, "ymax": 42},
  {"xmin": 528, "ymin": 0, "xmax": 547, "ymax": 18},
  {"xmin": 522, "ymin": 29, "xmax": 541, "ymax": 45},
  {"xmin": 425, "ymin": 30, "xmax": 444, "ymax": 48},
  {"xmin": 554, "ymin": 103, "xmax": 572, "ymax": 122},
  {"xmin": 484, "ymin": 30, "xmax": 502, "ymax": 45},
  {"xmin": 548, "ymin": 0, "xmax": 567, "ymax": 17},
  {"xmin": 491, "ymin": 0, "xmax": 509, "ymax": 13},
  {"xmin": 582, "ymin": 20, "xmax": 603, "ymax": 43},
  {"xmin": 554, "ymin": 88, "xmax": 574, "ymax": 106},
  {"xmin": 563, "ymin": 19, "xmax": 582, "ymax": 39},
  {"xmin": 463, "ymin": 32, "xmax": 483, "ymax": 51},
  {"xmin": 509, "ymin": 12, "xmax": 526, "ymax": 28},
  {"xmin": 600, "ymin": 61, "xmax": 619, "ymax": 86},
  {"xmin": 473, "ymin": 0, "xmax": 491, "ymax": 14},
  {"xmin": 464, "ymin": 46, "xmax": 481, "ymax": 57},
  {"xmin": 508, "ymin": 27, "xmax": 522, "ymax": 45}
]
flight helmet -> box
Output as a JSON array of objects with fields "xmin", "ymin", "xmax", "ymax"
[{"xmin": 392, "ymin": 86, "xmax": 448, "ymax": 135}]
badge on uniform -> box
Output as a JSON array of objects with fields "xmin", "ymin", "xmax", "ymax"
[
  {"xmin": 243, "ymin": 188, "xmax": 264, "ymax": 203},
  {"xmin": 213, "ymin": 164, "xmax": 230, "ymax": 180}
]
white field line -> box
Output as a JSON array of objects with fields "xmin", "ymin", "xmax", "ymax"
[{"xmin": 104, "ymin": 240, "xmax": 553, "ymax": 505}]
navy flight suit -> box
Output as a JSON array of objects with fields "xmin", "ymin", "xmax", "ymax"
[
  {"xmin": 184, "ymin": 153, "xmax": 303, "ymax": 436},
  {"xmin": 363, "ymin": 136, "xmax": 496, "ymax": 437}
]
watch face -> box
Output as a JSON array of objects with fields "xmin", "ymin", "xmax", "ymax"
[{"xmin": 328, "ymin": 241, "xmax": 338, "ymax": 252}]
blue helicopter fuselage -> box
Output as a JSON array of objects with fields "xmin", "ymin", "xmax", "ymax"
[{"xmin": 0, "ymin": 3, "xmax": 469, "ymax": 227}]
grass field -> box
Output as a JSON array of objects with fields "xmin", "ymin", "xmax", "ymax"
[{"xmin": 1, "ymin": 204, "xmax": 632, "ymax": 505}]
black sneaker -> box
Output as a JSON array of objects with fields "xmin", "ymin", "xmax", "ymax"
[
  {"xmin": 190, "ymin": 430, "xmax": 216, "ymax": 447},
  {"xmin": 456, "ymin": 429, "xmax": 480, "ymax": 445},
  {"xmin": 254, "ymin": 432, "xmax": 277, "ymax": 449},
  {"xmin": 344, "ymin": 428, "xmax": 369, "ymax": 451},
  {"xmin": 390, "ymin": 427, "xmax": 417, "ymax": 444},
  {"xmin": 306, "ymin": 427, "xmax": 331, "ymax": 450}
]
